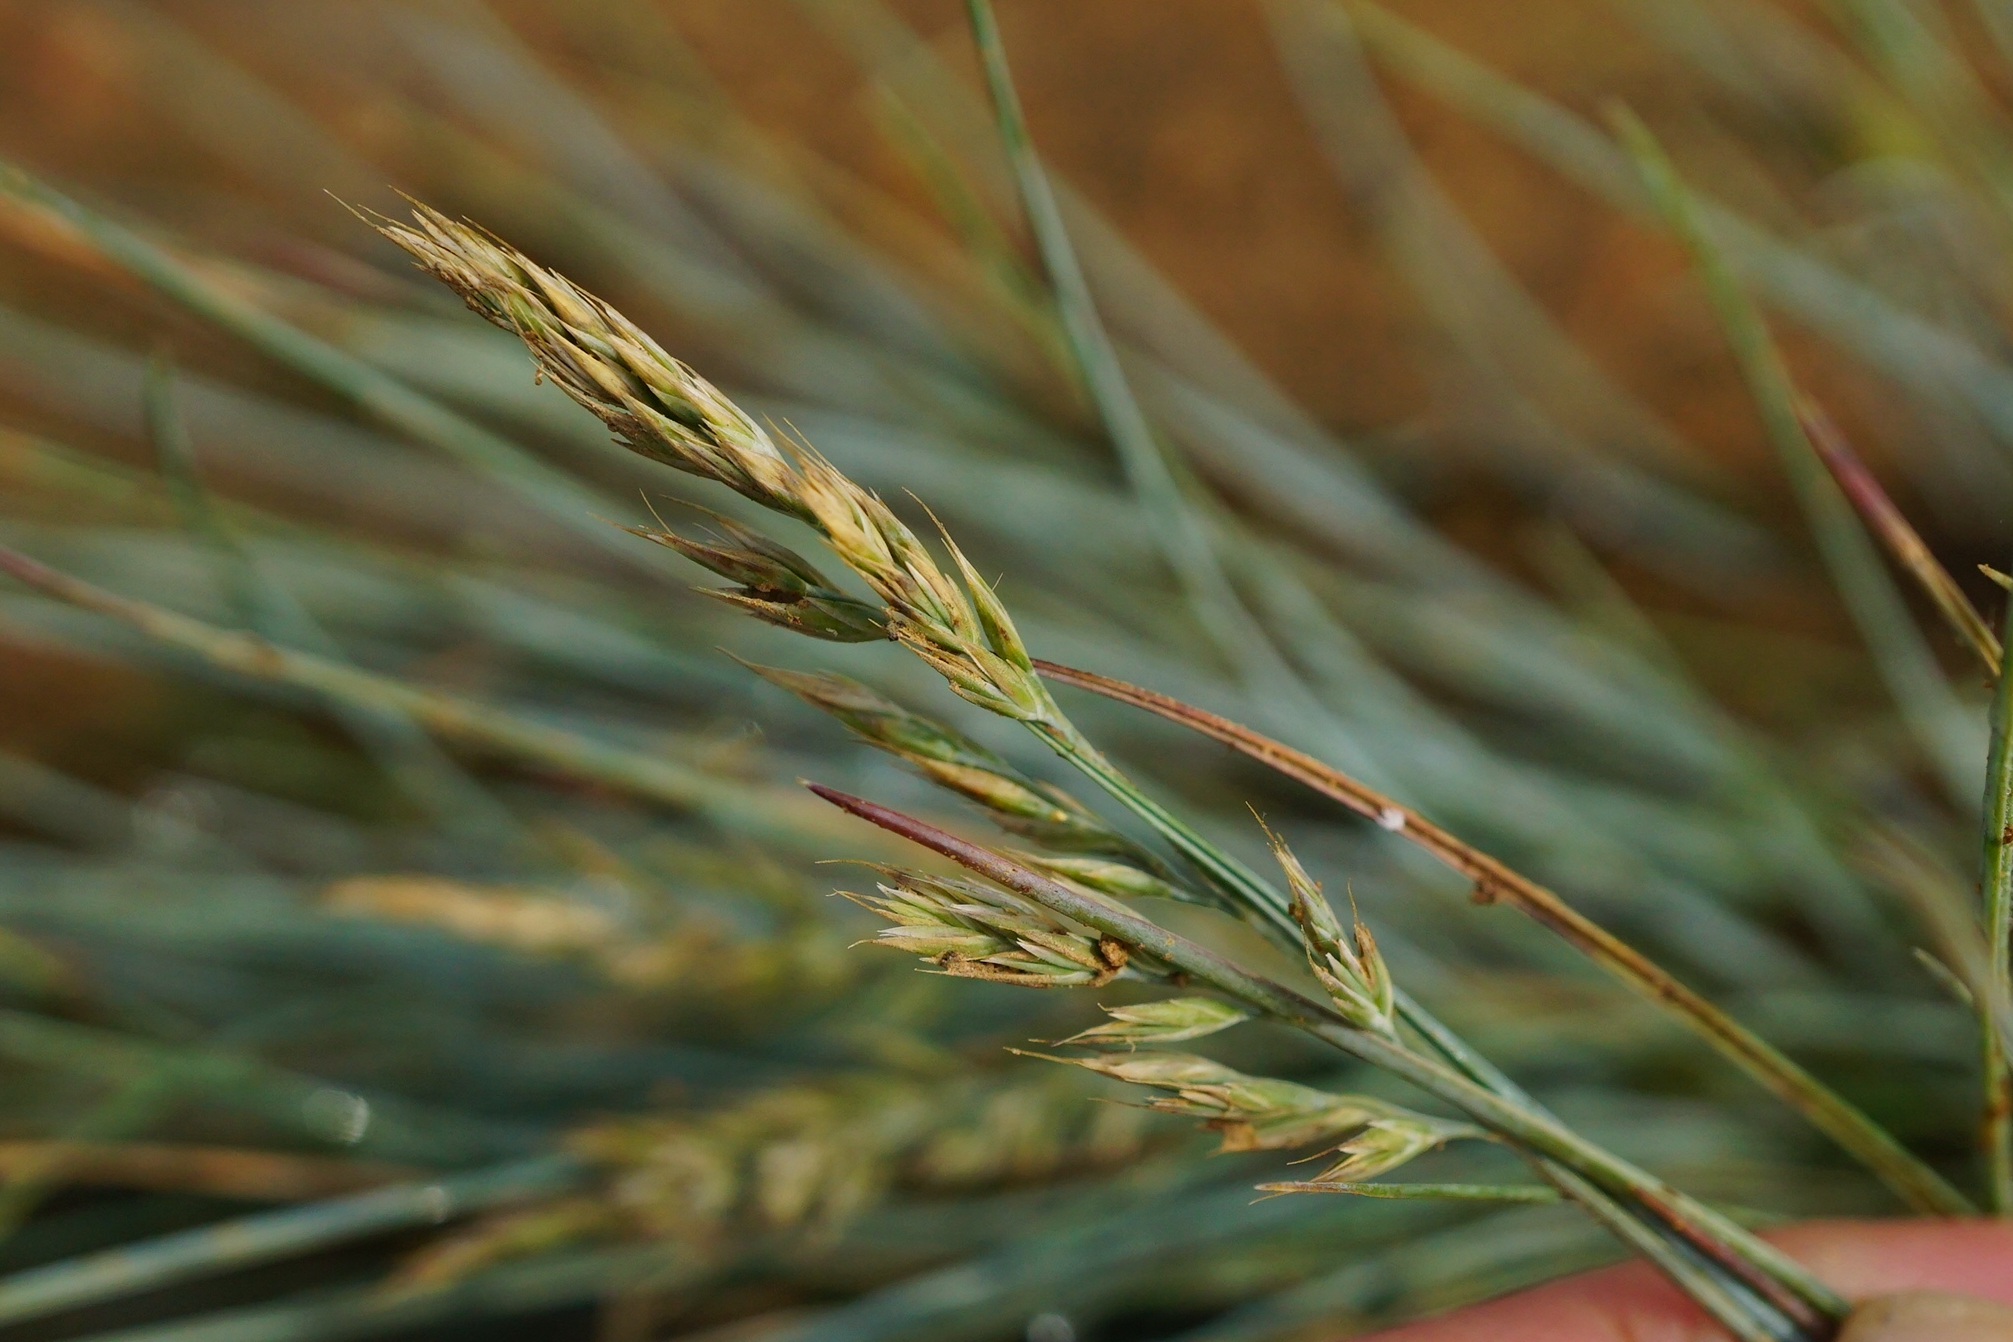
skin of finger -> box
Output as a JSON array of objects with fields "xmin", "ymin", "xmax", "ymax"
[
  {"xmin": 1354, "ymin": 1219, "xmax": 2013, "ymax": 1342},
  {"xmin": 1838, "ymin": 1290, "xmax": 2013, "ymax": 1342}
]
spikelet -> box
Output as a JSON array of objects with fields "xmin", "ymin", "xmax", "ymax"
[
  {"xmin": 1027, "ymin": 1050, "xmax": 1464, "ymax": 1156},
  {"xmin": 626, "ymin": 508, "xmax": 885, "ymax": 643},
  {"xmin": 1268, "ymin": 835, "xmax": 1397, "ymax": 1039},
  {"xmin": 744, "ymin": 662, "xmax": 1152, "ymax": 856},
  {"xmin": 1055, "ymin": 997, "xmax": 1252, "ymax": 1046},
  {"xmin": 843, "ymin": 869, "xmax": 1131, "ymax": 988}
]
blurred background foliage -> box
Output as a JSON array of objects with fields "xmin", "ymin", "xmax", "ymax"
[{"xmin": 0, "ymin": 1, "xmax": 2006, "ymax": 1340}]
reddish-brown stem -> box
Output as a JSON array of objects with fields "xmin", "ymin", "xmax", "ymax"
[{"xmin": 1031, "ymin": 658, "xmax": 1972, "ymax": 1217}]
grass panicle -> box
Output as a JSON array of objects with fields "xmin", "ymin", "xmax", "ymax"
[{"xmin": 325, "ymin": 189, "xmax": 2009, "ymax": 1336}]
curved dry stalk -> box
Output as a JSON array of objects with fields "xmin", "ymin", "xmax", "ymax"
[
  {"xmin": 1798, "ymin": 397, "xmax": 2001, "ymax": 679},
  {"xmin": 0, "ymin": 1142, "xmax": 415, "ymax": 1202},
  {"xmin": 1032, "ymin": 657, "xmax": 1972, "ymax": 1218}
]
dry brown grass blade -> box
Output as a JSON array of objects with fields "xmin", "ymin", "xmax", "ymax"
[
  {"xmin": 1032, "ymin": 658, "xmax": 1973, "ymax": 1216},
  {"xmin": 1797, "ymin": 397, "xmax": 2003, "ymax": 678},
  {"xmin": 0, "ymin": 1142, "xmax": 417, "ymax": 1201}
]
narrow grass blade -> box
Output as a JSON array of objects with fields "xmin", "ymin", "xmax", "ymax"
[
  {"xmin": 0, "ymin": 1156, "xmax": 581, "ymax": 1328},
  {"xmin": 1797, "ymin": 396, "xmax": 2002, "ymax": 676},
  {"xmin": 960, "ymin": 0, "xmax": 1351, "ymax": 753},
  {"xmin": 866, "ymin": 86, "xmax": 1062, "ymax": 362},
  {"xmin": 1983, "ymin": 598, "xmax": 2013, "ymax": 1212},
  {"xmin": 0, "ymin": 159, "xmax": 665, "ymax": 577},
  {"xmin": 1862, "ymin": 831, "xmax": 2013, "ymax": 1184},
  {"xmin": 1161, "ymin": 1209, "xmax": 1611, "ymax": 1342},
  {"xmin": 1614, "ymin": 111, "xmax": 1980, "ymax": 807},
  {"xmin": 146, "ymin": 356, "xmax": 520, "ymax": 842},
  {"xmin": 1548, "ymin": 1166, "xmax": 1795, "ymax": 1342},
  {"xmin": 1346, "ymin": 2, "xmax": 2013, "ymax": 462},
  {"xmin": 0, "ymin": 1071, "xmax": 180, "ymax": 1239},
  {"xmin": 1257, "ymin": 1180, "xmax": 1562, "ymax": 1201},
  {"xmin": 0, "ymin": 1141, "xmax": 414, "ymax": 1201},
  {"xmin": 0, "ymin": 748, "xmax": 159, "ymax": 855},
  {"xmin": 59, "ymin": 1243, "xmax": 686, "ymax": 1342},
  {"xmin": 1263, "ymin": 0, "xmax": 1760, "ymax": 593},
  {"xmin": 1827, "ymin": 0, "xmax": 2013, "ymax": 229},
  {"xmin": 1033, "ymin": 657, "xmax": 1973, "ymax": 1216},
  {"xmin": 0, "ymin": 1008, "xmax": 529, "ymax": 1166},
  {"xmin": 0, "ymin": 543, "xmax": 871, "ymax": 852}
]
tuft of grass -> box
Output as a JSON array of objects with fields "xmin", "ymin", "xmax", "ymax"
[{"xmin": 1, "ymin": 3, "xmax": 2012, "ymax": 1340}]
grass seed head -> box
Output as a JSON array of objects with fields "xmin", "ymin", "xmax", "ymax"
[
  {"xmin": 1302, "ymin": 1113, "xmax": 1485, "ymax": 1184},
  {"xmin": 557, "ymin": 1071, "xmax": 1144, "ymax": 1260},
  {"xmin": 1056, "ymin": 996, "xmax": 1252, "ymax": 1046},
  {"xmin": 372, "ymin": 203, "xmax": 802, "ymax": 515},
  {"xmin": 380, "ymin": 200, "xmax": 1066, "ymax": 731},
  {"xmin": 628, "ymin": 520, "xmax": 888, "ymax": 643},
  {"xmin": 845, "ymin": 869, "xmax": 1130, "ymax": 987},
  {"xmin": 1036, "ymin": 1050, "xmax": 1419, "ymax": 1153},
  {"xmin": 748, "ymin": 664, "xmax": 1144, "ymax": 853},
  {"xmin": 324, "ymin": 875, "xmax": 619, "ymax": 955},
  {"xmin": 1015, "ymin": 853, "xmax": 1187, "ymax": 900},
  {"xmin": 1269, "ymin": 834, "xmax": 1398, "ymax": 1038}
]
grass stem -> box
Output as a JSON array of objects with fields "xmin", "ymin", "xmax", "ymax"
[
  {"xmin": 0, "ymin": 1156, "xmax": 580, "ymax": 1329},
  {"xmin": 961, "ymin": 0, "xmax": 1345, "ymax": 738},
  {"xmin": 1982, "ymin": 597, "xmax": 2013, "ymax": 1212},
  {"xmin": 0, "ymin": 160, "xmax": 660, "ymax": 577}
]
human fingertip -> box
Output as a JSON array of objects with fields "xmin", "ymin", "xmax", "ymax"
[{"xmin": 1838, "ymin": 1291, "xmax": 2013, "ymax": 1342}]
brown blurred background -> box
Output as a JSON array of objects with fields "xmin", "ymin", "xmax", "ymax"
[
  {"xmin": 0, "ymin": 0, "xmax": 2001, "ymax": 770},
  {"xmin": 0, "ymin": 1, "xmax": 1782, "ymax": 473}
]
